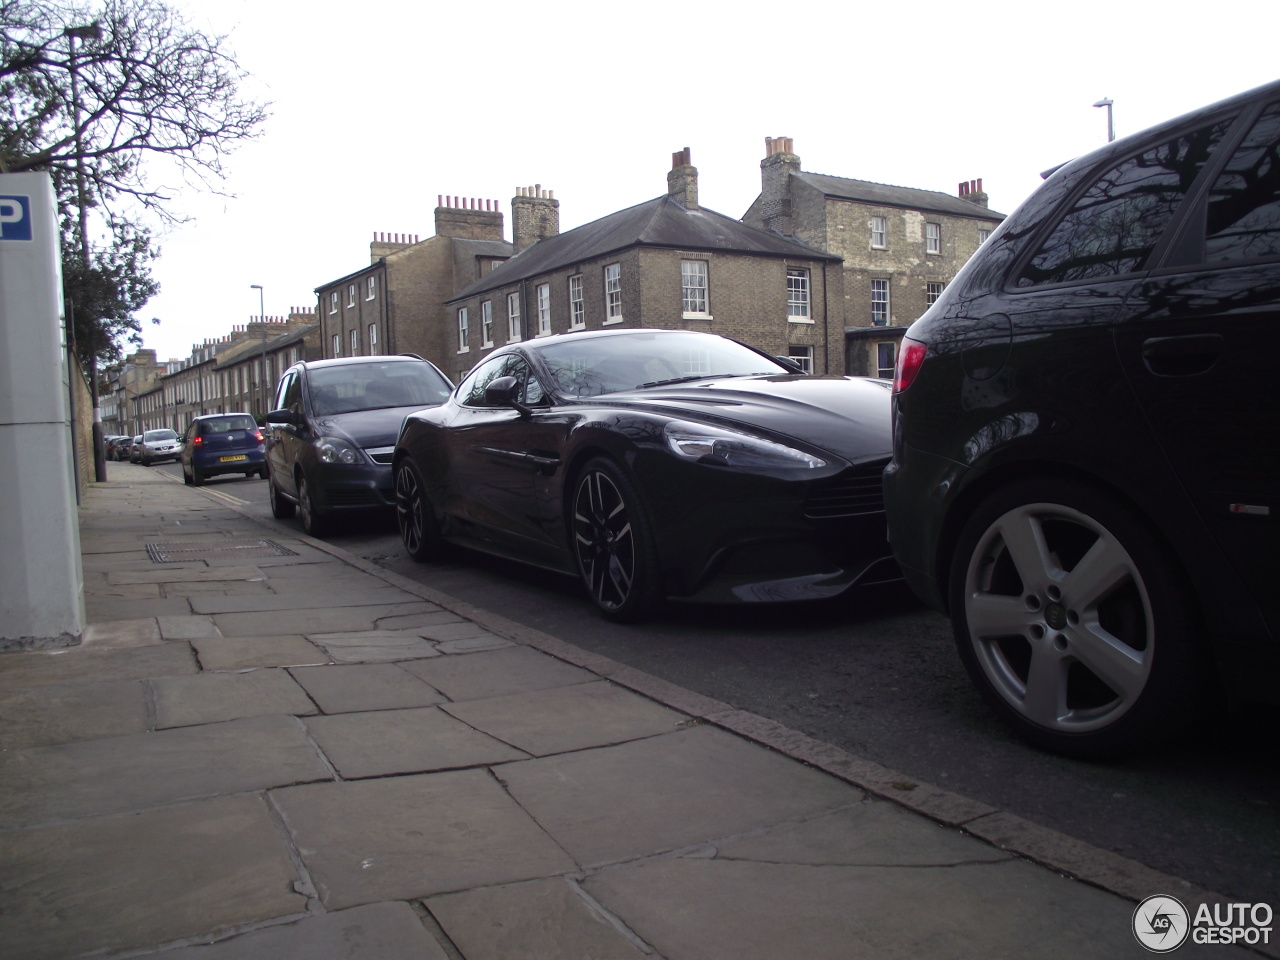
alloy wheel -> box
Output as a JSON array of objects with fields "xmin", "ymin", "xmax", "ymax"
[
  {"xmin": 573, "ymin": 468, "xmax": 637, "ymax": 612},
  {"xmin": 961, "ymin": 501, "xmax": 1154, "ymax": 735}
]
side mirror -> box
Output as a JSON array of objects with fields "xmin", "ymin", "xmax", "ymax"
[
  {"xmin": 266, "ymin": 408, "xmax": 301, "ymax": 426},
  {"xmin": 484, "ymin": 376, "xmax": 532, "ymax": 417}
]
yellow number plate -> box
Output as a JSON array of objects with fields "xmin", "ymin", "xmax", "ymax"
[{"xmin": 218, "ymin": 454, "xmax": 248, "ymax": 463}]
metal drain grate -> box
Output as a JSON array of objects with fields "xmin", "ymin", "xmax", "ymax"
[{"xmin": 146, "ymin": 538, "xmax": 298, "ymax": 563}]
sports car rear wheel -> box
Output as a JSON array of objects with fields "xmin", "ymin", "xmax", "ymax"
[
  {"xmin": 572, "ymin": 458, "xmax": 662, "ymax": 622},
  {"xmin": 395, "ymin": 458, "xmax": 441, "ymax": 562}
]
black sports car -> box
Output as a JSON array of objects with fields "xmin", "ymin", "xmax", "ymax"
[{"xmin": 393, "ymin": 329, "xmax": 897, "ymax": 620}]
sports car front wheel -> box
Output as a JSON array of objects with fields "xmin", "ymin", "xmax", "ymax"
[
  {"xmin": 395, "ymin": 458, "xmax": 440, "ymax": 562},
  {"xmin": 949, "ymin": 478, "xmax": 1203, "ymax": 759},
  {"xmin": 571, "ymin": 458, "xmax": 662, "ymax": 622}
]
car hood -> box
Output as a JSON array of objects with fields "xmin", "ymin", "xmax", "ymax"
[
  {"xmin": 601, "ymin": 375, "xmax": 892, "ymax": 463},
  {"xmin": 315, "ymin": 405, "xmax": 439, "ymax": 448}
]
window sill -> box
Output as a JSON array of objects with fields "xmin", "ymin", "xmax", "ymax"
[
  {"xmin": 569, "ymin": 323, "xmax": 586, "ymax": 331},
  {"xmin": 682, "ymin": 312, "xmax": 713, "ymax": 321},
  {"xmin": 603, "ymin": 316, "xmax": 625, "ymax": 325},
  {"xmin": 787, "ymin": 316, "xmax": 814, "ymax": 324},
  {"xmin": 456, "ymin": 347, "xmax": 470, "ymax": 354}
]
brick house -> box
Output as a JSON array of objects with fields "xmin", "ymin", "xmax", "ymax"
[
  {"xmin": 444, "ymin": 150, "xmax": 843, "ymax": 383},
  {"xmin": 315, "ymin": 202, "xmax": 514, "ymax": 369},
  {"xmin": 742, "ymin": 137, "xmax": 1005, "ymax": 377}
]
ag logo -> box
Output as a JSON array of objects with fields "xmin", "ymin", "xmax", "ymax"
[
  {"xmin": 1134, "ymin": 895, "xmax": 1190, "ymax": 953},
  {"xmin": 0, "ymin": 195, "xmax": 33, "ymax": 241}
]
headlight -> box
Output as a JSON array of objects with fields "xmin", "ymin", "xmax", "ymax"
[
  {"xmin": 315, "ymin": 437, "xmax": 364, "ymax": 464},
  {"xmin": 664, "ymin": 422, "xmax": 826, "ymax": 470}
]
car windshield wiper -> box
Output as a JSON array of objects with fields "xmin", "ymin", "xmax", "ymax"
[{"xmin": 635, "ymin": 373, "xmax": 747, "ymax": 389}]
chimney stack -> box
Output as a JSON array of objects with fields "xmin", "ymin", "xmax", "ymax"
[
  {"xmin": 958, "ymin": 178, "xmax": 990, "ymax": 208},
  {"xmin": 761, "ymin": 136, "xmax": 801, "ymax": 236},
  {"xmin": 511, "ymin": 184, "xmax": 560, "ymax": 252},
  {"xmin": 667, "ymin": 147, "xmax": 698, "ymax": 210},
  {"xmin": 433, "ymin": 196, "xmax": 505, "ymax": 241}
]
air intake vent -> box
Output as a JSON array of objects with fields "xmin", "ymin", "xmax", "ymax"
[{"xmin": 803, "ymin": 459, "xmax": 889, "ymax": 519}]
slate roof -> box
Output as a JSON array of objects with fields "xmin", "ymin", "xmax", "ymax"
[
  {"xmin": 792, "ymin": 171, "xmax": 1006, "ymax": 221},
  {"xmin": 449, "ymin": 196, "xmax": 839, "ymax": 303}
]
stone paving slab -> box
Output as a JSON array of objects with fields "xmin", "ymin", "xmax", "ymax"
[
  {"xmin": 107, "ymin": 565, "xmax": 266, "ymax": 585},
  {"xmin": 271, "ymin": 770, "xmax": 579, "ymax": 910},
  {"xmin": 304, "ymin": 706, "xmax": 529, "ymax": 778},
  {"xmin": 0, "ymin": 715, "xmax": 331, "ymax": 827},
  {"xmin": 212, "ymin": 603, "xmax": 441, "ymax": 638},
  {"xmin": 442, "ymin": 680, "xmax": 688, "ymax": 757},
  {"xmin": 400, "ymin": 644, "xmax": 595, "ymax": 700},
  {"xmin": 79, "ymin": 616, "xmax": 164, "ymax": 648},
  {"xmin": 0, "ymin": 679, "xmax": 148, "ymax": 750},
  {"xmin": 288, "ymin": 663, "xmax": 446, "ymax": 713},
  {"xmin": 581, "ymin": 856, "xmax": 1161, "ymax": 960},
  {"xmin": 0, "ymin": 794, "xmax": 306, "ymax": 960},
  {"xmin": 264, "ymin": 570, "xmax": 403, "ymax": 593},
  {"xmin": 0, "ymin": 642, "xmax": 197, "ymax": 692},
  {"xmin": 153, "ymin": 669, "xmax": 320, "ymax": 728},
  {"xmin": 164, "ymin": 579, "xmax": 275, "ymax": 598},
  {"xmin": 153, "ymin": 902, "xmax": 451, "ymax": 960},
  {"xmin": 86, "ymin": 597, "xmax": 197, "ymax": 620},
  {"xmin": 189, "ymin": 586, "xmax": 420, "ymax": 615},
  {"xmin": 158, "ymin": 614, "xmax": 222, "ymax": 640},
  {"xmin": 427, "ymin": 877, "xmax": 649, "ymax": 960},
  {"xmin": 495, "ymin": 724, "xmax": 861, "ymax": 868},
  {"xmin": 193, "ymin": 635, "xmax": 330, "ymax": 671},
  {"xmin": 716, "ymin": 800, "xmax": 1015, "ymax": 867},
  {"xmin": 309, "ymin": 630, "xmax": 441, "ymax": 663}
]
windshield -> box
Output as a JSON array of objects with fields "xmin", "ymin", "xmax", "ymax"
[
  {"xmin": 144, "ymin": 429, "xmax": 177, "ymax": 441},
  {"xmin": 308, "ymin": 361, "xmax": 453, "ymax": 415},
  {"xmin": 533, "ymin": 332, "xmax": 789, "ymax": 398}
]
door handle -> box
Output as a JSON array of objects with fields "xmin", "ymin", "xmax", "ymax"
[{"xmin": 1140, "ymin": 334, "xmax": 1223, "ymax": 377}]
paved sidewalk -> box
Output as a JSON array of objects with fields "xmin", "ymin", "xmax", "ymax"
[{"xmin": 0, "ymin": 462, "xmax": 1262, "ymax": 959}]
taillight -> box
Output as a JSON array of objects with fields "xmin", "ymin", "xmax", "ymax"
[
  {"xmin": 893, "ymin": 338, "xmax": 927, "ymax": 394},
  {"xmin": 252, "ymin": 430, "xmax": 264, "ymax": 443},
  {"xmin": 192, "ymin": 436, "xmax": 203, "ymax": 446}
]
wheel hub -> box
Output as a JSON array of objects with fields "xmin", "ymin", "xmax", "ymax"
[{"xmin": 1044, "ymin": 601, "xmax": 1068, "ymax": 631}]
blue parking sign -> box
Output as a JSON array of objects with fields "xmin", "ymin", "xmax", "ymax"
[{"xmin": 0, "ymin": 195, "xmax": 33, "ymax": 241}]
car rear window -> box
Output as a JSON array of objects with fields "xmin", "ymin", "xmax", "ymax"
[{"xmin": 198, "ymin": 416, "xmax": 257, "ymax": 435}]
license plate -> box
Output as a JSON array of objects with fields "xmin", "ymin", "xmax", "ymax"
[{"xmin": 218, "ymin": 455, "xmax": 248, "ymax": 462}]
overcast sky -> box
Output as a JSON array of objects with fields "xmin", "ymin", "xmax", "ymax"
[{"xmin": 134, "ymin": 0, "xmax": 1279, "ymax": 360}]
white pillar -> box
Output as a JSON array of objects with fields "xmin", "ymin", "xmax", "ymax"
[{"xmin": 0, "ymin": 173, "xmax": 84, "ymax": 648}]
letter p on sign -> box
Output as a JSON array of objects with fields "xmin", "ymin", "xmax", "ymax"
[{"xmin": 0, "ymin": 195, "xmax": 33, "ymax": 241}]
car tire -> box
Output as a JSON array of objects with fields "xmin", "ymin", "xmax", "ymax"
[
  {"xmin": 571, "ymin": 457, "xmax": 663, "ymax": 622},
  {"xmin": 298, "ymin": 475, "xmax": 326, "ymax": 537},
  {"xmin": 268, "ymin": 474, "xmax": 296, "ymax": 519},
  {"xmin": 182, "ymin": 465, "xmax": 192, "ymax": 486},
  {"xmin": 191, "ymin": 468, "xmax": 204, "ymax": 486},
  {"xmin": 948, "ymin": 477, "xmax": 1204, "ymax": 759},
  {"xmin": 258, "ymin": 466, "xmax": 268, "ymax": 480},
  {"xmin": 395, "ymin": 458, "xmax": 441, "ymax": 562}
]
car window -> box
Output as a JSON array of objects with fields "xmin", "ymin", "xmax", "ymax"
[
  {"xmin": 457, "ymin": 354, "xmax": 535, "ymax": 407},
  {"xmin": 1205, "ymin": 101, "xmax": 1280, "ymax": 262},
  {"xmin": 274, "ymin": 371, "xmax": 298, "ymax": 411},
  {"xmin": 197, "ymin": 416, "xmax": 256, "ymax": 435},
  {"xmin": 307, "ymin": 361, "xmax": 452, "ymax": 415},
  {"xmin": 1018, "ymin": 120, "xmax": 1234, "ymax": 287},
  {"xmin": 144, "ymin": 429, "xmax": 177, "ymax": 441}
]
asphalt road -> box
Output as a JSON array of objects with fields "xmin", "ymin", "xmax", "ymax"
[{"xmin": 156, "ymin": 463, "xmax": 1280, "ymax": 906}]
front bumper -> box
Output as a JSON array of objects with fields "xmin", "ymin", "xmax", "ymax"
[{"xmin": 308, "ymin": 461, "xmax": 395, "ymax": 513}]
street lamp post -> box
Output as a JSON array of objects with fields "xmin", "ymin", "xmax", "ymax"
[
  {"xmin": 250, "ymin": 284, "xmax": 266, "ymax": 418},
  {"xmin": 1093, "ymin": 98, "xmax": 1115, "ymax": 142},
  {"xmin": 64, "ymin": 22, "xmax": 106, "ymax": 483}
]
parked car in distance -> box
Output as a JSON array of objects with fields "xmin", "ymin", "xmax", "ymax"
[
  {"xmin": 883, "ymin": 79, "xmax": 1280, "ymax": 759},
  {"xmin": 265, "ymin": 354, "xmax": 454, "ymax": 537},
  {"xmin": 128, "ymin": 435, "xmax": 144, "ymax": 463},
  {"xmin": 393, "ymin": 328, "xmax": 898, "ymax": 621},
  {"xmin": 181, "ymin": 413, "xmax": 266, "ymax": 485},
  {"xmin": 104, "ymin": 435, "xmax": 129, "ymax": 460},
  {"xmin": 137, "ymin": 428, "xmax": 182, "ymax": 466}
]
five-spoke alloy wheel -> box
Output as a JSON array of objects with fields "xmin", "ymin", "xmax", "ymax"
[{"xmin": 949, "ymin": 478, "xmax": 1202, "ymax": 758}]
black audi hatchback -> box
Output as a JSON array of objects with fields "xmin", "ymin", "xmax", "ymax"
[{"xmin": 884, "ymin": 79, "xmax": 1280, "ymax": 758}]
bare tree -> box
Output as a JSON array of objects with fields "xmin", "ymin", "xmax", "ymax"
[{"xmin": 1, "ymin": 0, "xmax": 268, "ymax": 219}]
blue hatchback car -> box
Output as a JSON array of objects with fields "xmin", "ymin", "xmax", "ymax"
[{"xmin": 181, "ymin": 413, "xmax": 267, "ymax": 485}]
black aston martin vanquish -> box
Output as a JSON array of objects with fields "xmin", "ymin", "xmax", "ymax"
[{"xmin": 393, "ymin": 328, "xmax": 898, "ymax": 620}]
